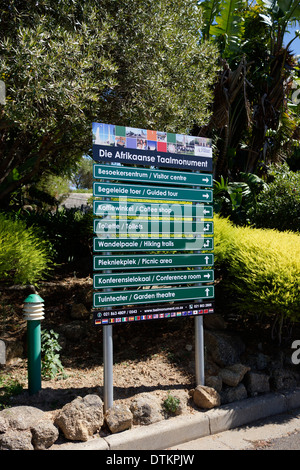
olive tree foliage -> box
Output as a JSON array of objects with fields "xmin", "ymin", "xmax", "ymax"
[{"xmin": 0, "ymin": 0, "xmax": 219, "ymax": 206}]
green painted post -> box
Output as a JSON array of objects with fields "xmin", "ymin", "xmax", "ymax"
[
  {"xmin": 23, "ymin": 294, "xmax": 44, "ymax": 395},
  {"xmin": 27, "ymin": 320, "xmax": 41, "ymax": 395}
]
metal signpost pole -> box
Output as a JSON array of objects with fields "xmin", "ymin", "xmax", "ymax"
[
  {"xmin": 103, "ymin": 323, "xmax": 113, "ymax": 412},
  {"xmin": 195, "ymin": 315, "xmax": 205, "ymax": 385}
]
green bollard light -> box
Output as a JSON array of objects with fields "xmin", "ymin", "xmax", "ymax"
[{"xmin": 23, "ymin": 294, "xmax": 45, "ymax": 395}]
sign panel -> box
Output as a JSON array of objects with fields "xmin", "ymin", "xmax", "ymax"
[
  {"xmin": 93, "ymin": 301, "xmax": 215, "ymax": 324},
  {"xmin": 93, "ymin": 237, "xmax": 214, "ymax": 252},
  {"xmin": 92, "ymin": 123, "xmax": 212, "ymax": 171},
  {"xmin": 93, "ymin": 164, "xmax": 213, "ymax": 187},
  {"xmin": 93, "ymin": 201, "xmax": 213, "ymax": 219},
  {"xmin": 93, "ymin": 253, "xmax": 214, "ymax": 270},
  {"xmin": 93, "ymin": 182, "xmax": 212, "ymax": 203},
  {"xmin": 92, "ymin": 122, "xmax": 214, "ymax": 324},
  {"xmin": 94, "ymin": 269, "xmax": 214, "ymax": 289},
  {"xmin": 93, "ymin": 286, "xmax": 214, "ymax": 307},
  {"xmin": 93, "ymin": 219, "xmax": 213, "ymax": 235}
]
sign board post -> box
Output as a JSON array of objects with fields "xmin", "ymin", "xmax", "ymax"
[
  {"xmin": 92, "ymin": 123, "xmax": 214, "ymax": 410},
  {"xmin": 103, "ymin": 323, "xmax": 113, "ymax": 412}
]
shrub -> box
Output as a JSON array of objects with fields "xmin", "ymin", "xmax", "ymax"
[
  {"xmin": 254, "ymin": 164, "xmax": 300, "ymax": 232},
  {"xmin": 0, "ymin": 213, "xmax": 51, "ymax": 284},
  {"xmin": 162, "ymin": 393, "xmax": 181, "ymax": 415},
  {"xmin": 14, "ymin": 207, "xmax": 93, "ymax": 266},
  {"xmin": 214, "ymin": 215, "xmax": 300, "ymax": 324}
]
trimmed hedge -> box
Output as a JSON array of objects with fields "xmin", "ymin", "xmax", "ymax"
[{"xmin": 214, "ymin": 215, "xmax": 300, "ymax": 321}]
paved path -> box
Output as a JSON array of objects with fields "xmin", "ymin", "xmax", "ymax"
[
  {"xmin": 62, "ymin": 193, "xmax": 91, "ymax": 210},
  {"xmin": 168, "ymin": 407, "xmax": 300, "ymax": 450}
]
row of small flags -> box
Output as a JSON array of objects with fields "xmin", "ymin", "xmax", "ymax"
[{"xmin": 95, "ymin": 308, "xmax": 214, "ymax": 324}]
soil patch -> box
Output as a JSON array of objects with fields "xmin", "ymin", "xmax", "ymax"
[{"xmin": 1, "ymin": 275, "xmax": 299, "ymax": 418}]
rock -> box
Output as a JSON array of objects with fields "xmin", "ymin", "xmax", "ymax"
[
  {"xmin": 0, "ymin": 415, "xmax": 9, "ymax": 433},
  {"xmin": 0, "ymin": 340, "xmax": 5, "ymax": 365},
  {"xmin": 0, "ymin": 405, "xmax": 60, "ymax": 450},
  {"xmin": 204, "ymin": 331, "xmax": 245, "ymax": 367},
  {"xmin": 31, "ymin": 420, "xmax": 59, "ymax": 450},
  {"xmin": 55, "ymin": 394, "xmax": 104, "ymax": 441},
  {"xmin": 270, "ymin": 369, "xmax": 298, "ymax": 391},
  {"xmin": 105, "ymin": 404, "xmax": 133, "ymax": 433},
  {"xmin": 0, "ymin": 406, "xmax": 44, "ymax": 430},
  {"xmin": 205, "ymin": 375, "xmax": 222, "ymax": 393},
  {"xmin": 256, "ymin": 353, "xmax": 270, "ymax": 371},
  {"xmin": 0, "ymin": 429, "xmax": 34, "ymax": 450},
  {"xmin": 221, "ymin": 384, "xmax": 248, "ymax": 404},
  {"xmin": 219, "ymin": 364, "xmax": 250, "ymax": 387},
  {"xmin": 130, "ymin": 393, "xmax": 163, "ymax": 425},
  {"xmin": 204, "ymin": 313, "xmax": 227, "ymax": 330},
  {"xmin": 60, "ymin": 321, "xmax": 88, "ymax": 341},
  {"xmin": 192, "ymin": 385, "xmax": 221, "ymax": 409},
  {"xmin": 70, "ymin": 303, "xmax": 89, "ymax": 320},
  {"xmin": 0, "ymin": 338, "xmax": 23, "ymax": 365},
  {"xmin": 244, "ymin": 371, "xmax": 270, "ymax": 396}
]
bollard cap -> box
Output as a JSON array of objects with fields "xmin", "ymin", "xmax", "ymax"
[
  {"xmin": 23, "ymin": 294, "xmax": 44, "ymax": 320},
  {"xmin": 24, "ymin": 294, "xmax": 44, "ymax": 304}
]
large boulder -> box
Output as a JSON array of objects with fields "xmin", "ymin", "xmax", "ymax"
[
  {"xmin": 31, "ymin": 420, "xmax": 59, "ymax": 450},
  {"xmin": 55, "ymin": 394, "xmax": 104, "ymax": 441},
  {"xmin": 204, "ymin": 331, "xmax": 245, "ymax": 367},
  {"xmin": 105, "ymin": 404, "xmax": 133, "ymax": 433},
  {"xmin": 219, "ymin": 364, "xmax": 250, "ymax": 387},
  {"xmin": 244, "ymin": 371, "xmax": 270, "ymax": 396},
  {"xmin": 0, "ymin": 406, "xmax": 44, "ymax": 430},
  {"xmin": 130, "ymin": 393, "xmax": 163, "ymax": 425},
  {"xmin": 221, "ymin": 384, "xmax": 248, "ymax": 404},
  {"xmin": 0, "ymin": 406, "xmax": 58, "ymax": 450},
  {"xmin": 0, "ymin": 429, "xmax": 34, "ymax": 450}
]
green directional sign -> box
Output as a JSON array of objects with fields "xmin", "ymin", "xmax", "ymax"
[
  {"xmin": 93, "ymin": 237, "xmax": 214, "ymax": 252},
  {"xmin": 92, "ymin": 123, "xmax": 214, "ymax": 323},
  {"xmin": 93, "ymin": 285, "xmax": 214, "ymax": 307},
  {"xmin": 93, "ymin": 253, "xmax": 214, "ymax": 270},
  {"xmin": 93, "ymin": 164, "xmax": 213, "ymax": 187},
  {"xmin": 93, "ymin": 219, "xmax": 214, "ymax": 235},
  {"xmin": 93, "ymin": 182, "xmax": 212, "ymax": 203},
  {"xmin": 93, "ymin": 201, "xmax": 213, "ymax": 219},
  {"xmin": 94, "ymin": 269, "xmax": 214, "ymax": 289}
]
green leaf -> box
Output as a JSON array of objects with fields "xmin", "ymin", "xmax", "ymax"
[{"xmin": 208, "ymin": 0, "xmax": 247, "ymax": 53}]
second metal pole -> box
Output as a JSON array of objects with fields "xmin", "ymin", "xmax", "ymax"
[
  {"xmin": 103, "ymin": 324, "xmax": 113, "ymax": 412},
  {"xmin": 195, "ymin": 311, "xmax": 205, "ymax": 386}
]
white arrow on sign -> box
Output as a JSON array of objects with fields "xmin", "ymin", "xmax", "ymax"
[
  {"xmin": 205, "ymin": 288, "xmax": 210, "ymax": 296},
  {"xmin": 205, "ymin": 256, "xmax": 209, "ymax": 264},
  {"xmin": 203, "ymin": 193, "xmax": 210, "ymax": 199},
  {"xmin": 204, "ymin": 273, "xmax": 211, "ymax": 279}
]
